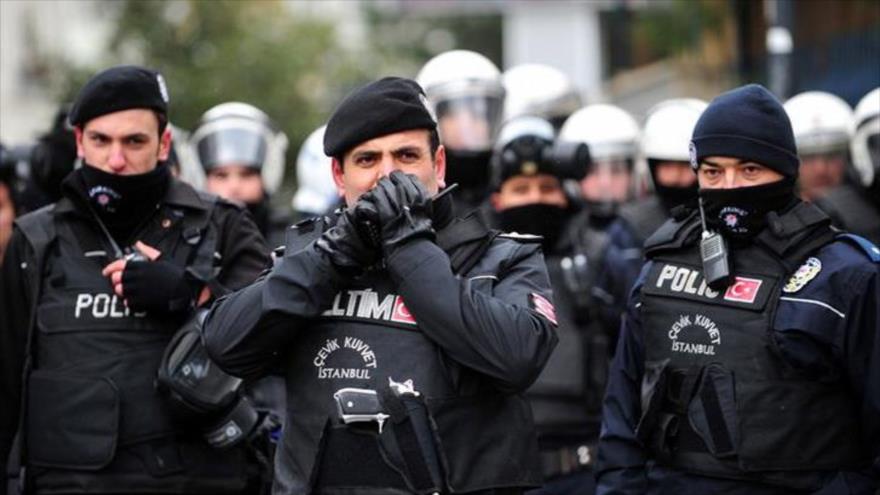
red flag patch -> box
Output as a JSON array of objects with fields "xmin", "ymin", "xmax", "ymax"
[
  {"xmin": 390, "ymin": 296, "xmax": 417, "ymax": 325},
  {"xmin": 723, "ymin": 277, "xmax": 762, "ymax": 304},
  {"xmin": 530, "ymin": 293, "xmax": 558, "ymax": 325}
]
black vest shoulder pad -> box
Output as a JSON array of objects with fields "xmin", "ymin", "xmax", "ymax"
[
  {"xmin": 437, "ymin": 211, "xmax": 500, "ymax": 275},
  {"xmin": 619, "ymin": 196, "xmax": 669, "ymax": 244},
  {"xmin": 756, "ymin": 202, "xmax": 835, "ymax": 267},
  {"xmin": 283, "ymin": 215, "xmax": 329, "ymax": 255},
  {"xmin": 643, "ymin": 210, "xmax": 701, "ymax": 259},
  {"xmin": 14, "ymin": 204, "xmax": 58, "ymax": 260}
]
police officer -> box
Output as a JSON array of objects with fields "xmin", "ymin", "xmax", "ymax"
[
  {"xmin": 501, "ymin": 64, "xmax": 582, "ymax": 132},
  {"xmin": 488, "ymin": 116, "xmax": 598, "ymax": 494},
  {"xmin": 417, "ymin": 50, "xmax": 506, "ymax": 215},
  {"xmin": 202, "ymin": 77, "xmax": 559, "ymax": 494},
  {"xmin": 596, "ymin": 84, "xmax": 880, "ymax": 494},
  {"xmin": 190, "ymin": 101, "xmax": 291, "ymax": 248},
  {"xmin": 557, "ymin": 104, "xmax": 641, "ymax": 339},
  {"xmin": 292, "ymin": 125, "xmax": 342, "ymax": 221},
  {"xmin": 817, "ymin": 87, "xmax": 880, "ymax": 244},
  {"xmin": 599, "ymin": 99, "xmax": 707, "ymax": 327},
  {"xmin": 0, "ymin": 149, "xmax": 15, "ymax": 265},
  {"xmin": 0, "ymin": 65, "xmax": 270, "ymax": 494},
  {"xmin": 783, "ymin": 91, "xmax": 854, "ymax": 202}
]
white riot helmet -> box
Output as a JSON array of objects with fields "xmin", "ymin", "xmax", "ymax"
[
  {"xmin": 559, "ymin": 104, "xmax": 640, "ymax": 163},
  {"xmin": 850, "ymin": 87, "xmax": 880, "ymax": 188},
  {"xmin": 190, "ymin": 102, "xmax": 289, "ymax": 195},
  {"xmin": 292, "ymin": 125, "xmax": 338, "ymax": 216},
  {"xmin": 784, "ymin": 91, "xmax": 853, "ymax": 157},
  {"xmin": 640, "ymin": 98, "xmax": 707, "ymax": 208},
  {"xmin": 167, "ymin": 124, "xmax": 205, "ymax": 191},
  {"xmin": 502, "ymin": 64, "xmax": 582, "ymax": 129},
  {"xmin": 416, "ymin": 50, "xmax": 505, "ymax": 153},
  {"xmin": 642, "ymin": 98, "xmax": 708, "ymax": 162}
]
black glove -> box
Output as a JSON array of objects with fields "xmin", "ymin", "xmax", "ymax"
[
  {"xmin": 122, "ymin": 259, "xmax": 198, "ymax": 313},
  {"xmin": 356, "ymin": 171, "xmax": 435, "ymax": 256},
  {"xmin": 314, "ymin": 207, "xmax": 379, "ymax": 274}
]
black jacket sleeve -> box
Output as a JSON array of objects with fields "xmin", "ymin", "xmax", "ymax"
[
  {"xmin": 385, "ymin": 237, "xmax": 558, "ymax": 393},
  {"xmin": 204, "ymin": 233, "xmax": 558, "ymax": 394},
  {"xmin": 0, "ymin": 230, "xmax": 35, "ymax": 488},
  {"xmin": 203, "ymin": 238, "xmax": 348, "ymax": 380},
  {"xmin": 209, "ymin": 204, "xmax": 271, "ymax": 298}
]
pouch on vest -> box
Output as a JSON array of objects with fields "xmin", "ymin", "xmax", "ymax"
[
  {"xmin": 26, "ymin": 370, "xmax": 120, "ymax": 470},
  {"xmin": 636, "ymin": 360, "xmax": 675, "ymax": 459},
  {"xmin": 685, "ymin": 363, "xmax": 738, "ymax": 459}
]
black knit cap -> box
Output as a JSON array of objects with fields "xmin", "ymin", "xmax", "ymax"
[
  {"xmin": 69, "ymin": 65, "xmax": 169, "ymax": 127},
  {"xmin": 690, "ymin": 84, "xmax": 799, "ymax": 178},
  {"xmin": 324, "ymin": 77, "xmax": 437, "ymax": 158}
]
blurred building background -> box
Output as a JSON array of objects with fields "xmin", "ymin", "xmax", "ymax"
[{"xmin": 2, "ymin": 0, "xmax": 878, "ymax": 198}]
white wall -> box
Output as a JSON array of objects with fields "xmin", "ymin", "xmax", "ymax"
[
  {"xmin": 0, "ymin": 0, "xmax": 111, "ymax": 144},
  {"xmin": 502, "ymin": 1, "xmax": 604, "ymax": 104}
]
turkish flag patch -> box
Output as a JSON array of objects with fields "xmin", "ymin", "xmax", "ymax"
[
  {"xmin": 530, "ymin": 293, "xmax": 558, "ymax": 325},
  {"xmin": 723, "ymin": 277, "xmax": 762, "ymax": 304},
  {"xmin": 390, "ymin": 296, "xmax": 417, "ymax": 325}
]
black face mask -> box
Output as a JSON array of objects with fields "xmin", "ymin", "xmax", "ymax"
[
  {"xmin": 655, "ymin": 182, "xmax": 698, "ymax": 212},
  {"xmin": 445, "ymin": 149, "xmax": 491, "ymax": 192},
  {"xmin": 246, "ymin": 197, "xmax": 271, "ymax": 237},
  {"xmin": 79, "ymin": 162, "xmax": 170, "ymax": 240},
  {"xmin": 498, "ymin": 203, "xmax": 570, "ymax": 251},
  {"xmin": 700, "ymin": 177, "xmax": 796, "ymax": 241}
]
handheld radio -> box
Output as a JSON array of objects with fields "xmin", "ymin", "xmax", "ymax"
[{"xmin": 698, "ymin": 197, "xmax": 732, "ymax": 290}]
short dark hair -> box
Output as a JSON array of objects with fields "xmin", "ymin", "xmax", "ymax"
[
  {"xmin": 335, "ymin": 127, "xmax": 440, "ymax": 167},
  {"xmin": 156, "ymin": 111, "xmax": 168, "ymax": 135}
]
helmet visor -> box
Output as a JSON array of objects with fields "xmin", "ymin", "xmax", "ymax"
[{"xmin": 436, "ymin": 96, "xmax": 503, "ymax": 152}]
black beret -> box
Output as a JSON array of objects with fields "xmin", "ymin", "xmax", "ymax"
[
  {"xmin": 324, "ymin": 77, "xmax": 437, "ymax": 158},
  {"xmin": 69, "ymin": 65, "xmax": 169, "ymax": 127}
]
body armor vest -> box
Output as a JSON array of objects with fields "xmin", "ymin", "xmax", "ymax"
[
  {"xmin": 818, "ymin": 184, "xmax": 880, "ymax": 245},
  {"xmin": 18, "ymin": 194, "xmax": 249, "ymax": 493},
  {"xmin": 524, "ymin": 251, "xmax": 604, "ymax": 442},
  {"xmin": 618, "ymin": 196, "xmax": 669, "ymax": 247},
  {"xmin": 636, "ymin": 204, "xmax": 866, "ymax": 490},
  {"xmin": 273, "ymin": 216, "xmax": 541, "ymax": 494}
]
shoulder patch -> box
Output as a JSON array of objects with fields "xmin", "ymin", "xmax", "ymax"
[
  {"xmin": 783, "ymin": 257, "xmax": 822, "ymax": 293},
  {"xmin": 836, "ymin": 233, "xmax": 880, "ymax": 262},
  {"xmin": 530, "ymin": 293, "xmax": 557, "ymax": 325},
  {"xmin": 497, "ymin": 231, "xmax": 543, "ymax": 244}
]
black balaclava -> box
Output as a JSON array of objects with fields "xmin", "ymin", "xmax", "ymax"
[
  {"xmin": 245, "ymin": 196, "xmax": 271, "ymax": 238},
  {"xmin": 648, "ymin": 160, "xmax": 698, "ymax": 212},
  {"xmin": 700, "ymin": 176, "xmax": 797, "ymax": 242},
  {"xmin": 498, "ymin": 203, "xmax": 570, "ymax": 251},
  {"xmin": 78, "ymin": 162, "xmax": 170, "ymax": 243},
  {"xmin": 445, "ymin": 149, "xmax": 492, "ymax": 194},
  {"xmin": 691, "ymin": 84, "xmax": 801, "ymax": 242}
]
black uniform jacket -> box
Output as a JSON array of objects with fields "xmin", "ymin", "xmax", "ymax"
[
  {"xmin": 202, "ymin": 212, "xmax": 559, "ymax": 494},
  {"xmin": 0, "ymin": 176, "xmax": 270, "ymax": 489}
]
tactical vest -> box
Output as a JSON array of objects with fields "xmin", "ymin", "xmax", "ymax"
[
  {"xmin": 818, "ymin": 184, "xmax": 880, "ymax": 245},
  {"xmin": 274, "ymin": 214, "xmax": 542, "ymax": 494},
  {"xmin": 618, "ymin": 196, "xmax": 669, "ymax": 247},
  {"xmin": 636, "ymin": 203, "xmax": 866, "ymax": 490},
  {"xmin": 16, "ymin": 191, "xmax": 250, "ymax": 493},
  {"xmin": 524, "ymin": 250, "xmax": 605, "ymax": 440}
]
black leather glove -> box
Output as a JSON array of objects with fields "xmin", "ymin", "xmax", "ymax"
[
  {"xmin": 356, "ymin": 171, "xmax": 435, "ymax": 256},
  {"xmin": 314, "ymin": 208, "xmax": 379, "ymax": 274},
  {"xmin": 122, "ymin": 259, "xmax": 198, "ymax": 313}
]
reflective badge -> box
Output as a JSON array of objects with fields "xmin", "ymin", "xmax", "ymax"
[
  {"xmin": 156, "ymin": 73, "xmax": 170, "ymax": 103},
  {"xmin": 531, "ymin": 293, "xmax": 557, "ymax": 325},
  {"xmin": 783, "ymin": 257, "xmax": 822, "ymax": 293}
]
